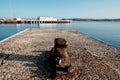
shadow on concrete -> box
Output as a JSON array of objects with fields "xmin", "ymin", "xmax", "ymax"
[
  {"xmin": 0, "ymin": 51, "xmax": 56, "ymax": 79},
  {"xmin": 31, "ymin": 51, "xmax": 56, "ymax": 79}
]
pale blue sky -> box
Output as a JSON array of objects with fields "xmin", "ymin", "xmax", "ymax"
[{"xmin": 0, "ymin": 0, "xmax": 120, "ymax": 18}]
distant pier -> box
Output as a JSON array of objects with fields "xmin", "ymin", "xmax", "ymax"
[
  {"xmin": 0, "ymin": 16, "xmax": 71, "ymax": 24},
  {"xmin": 23, "ymin": 20, "xmax": 71, "ymax": 24},
  {"xmin": 0, "ymin": 20, "xmax": 71, "ymax": 24}
]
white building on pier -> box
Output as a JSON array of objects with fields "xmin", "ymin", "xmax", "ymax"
[{"xmin": 38, "ymin": 16, "xmax": 57, "ymax": 21}]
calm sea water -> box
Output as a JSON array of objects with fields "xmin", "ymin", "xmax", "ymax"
[{"xmin": 0, "ymin": 21, "xmax": 120, "ymax": 49}]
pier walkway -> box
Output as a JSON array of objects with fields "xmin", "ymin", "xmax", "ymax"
[{"xmin": 0, "ymin": 29, "xmax": 120, "ymax": 79}]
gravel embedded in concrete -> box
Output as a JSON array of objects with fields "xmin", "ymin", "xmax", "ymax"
[{"xmin": 0, "ymin": 29, "xmax": 120, "ymax": 80}]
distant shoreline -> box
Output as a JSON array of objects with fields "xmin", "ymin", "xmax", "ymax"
[
  {"xmin": 63, "ymin": 18, "xmax": 120, "ymax": 22},
  {"xmin": 1, "ymin": 18, "xmax": 120, "ymax": 24}
]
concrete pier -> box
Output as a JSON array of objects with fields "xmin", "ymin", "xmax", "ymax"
[
  {"xmin": 0, "ymin": 29, "xmax": 120, "ymax": 79},
  {"xmin": 0, "ymin": 20, "xmax": 71, "ymax": 24},
  {"xmin": 0, "ymin": 19, "xmax": 71, "ymax": 24}
]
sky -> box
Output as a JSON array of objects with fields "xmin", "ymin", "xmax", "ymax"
[{"xmin": 0, "ymin": 0, "xmax": 120, "ymax": 18}]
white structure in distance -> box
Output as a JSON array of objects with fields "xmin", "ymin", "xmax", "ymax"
[{"xmin": 38, "ymin": 16, "xmax": 57, "ymax": 21}]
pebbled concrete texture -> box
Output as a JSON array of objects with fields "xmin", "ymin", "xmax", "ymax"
[{"xmin": 0, "ymin": 29, "xmax": 120, "ymax": 80}]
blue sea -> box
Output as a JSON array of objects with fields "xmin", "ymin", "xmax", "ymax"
[{"xmin": 0, "ymin": 21, "xmax": 120, "ymax": 49}]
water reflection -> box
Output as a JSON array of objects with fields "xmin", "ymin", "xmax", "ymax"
[
  {"xmin": 15, "ymin": 24, "xmax": 21, "ymax": 27},
  {"xmin": 39, "ymin": 23, "xmax": 57, "ymax": 27}
]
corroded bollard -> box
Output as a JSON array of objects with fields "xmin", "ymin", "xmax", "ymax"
[
  {"xmin": 51, "ymin": 38, "xmax": 71, "ymax": 72},
  {"xmin": 50, "ymin": 38, "xmax": 78, "ymax": 79}
]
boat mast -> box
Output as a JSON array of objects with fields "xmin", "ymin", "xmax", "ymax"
[{"xmin": 9, "ymin": 0, "xmax": 15, "ymax": 18}]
